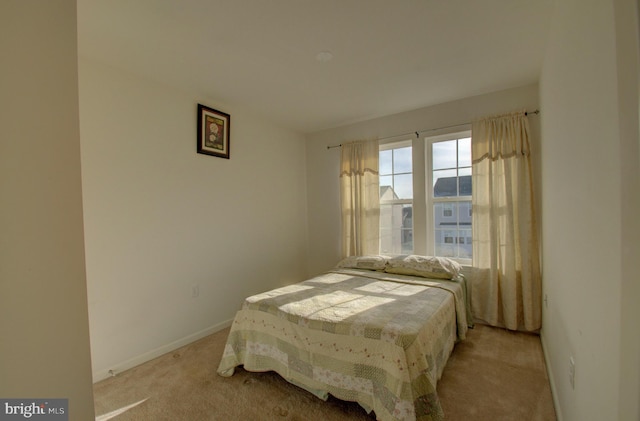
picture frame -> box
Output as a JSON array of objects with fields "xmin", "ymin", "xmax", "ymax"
[{"xmin": 197, "ymin": 104, "xmax": 230, "ymax": 159}]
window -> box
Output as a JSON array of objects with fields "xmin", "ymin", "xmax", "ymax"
[
  {"xmin": 378, "ymin": 131, "xmax": 472, "ymax": 263},
  {"xmin": 379, "ymin": 141, "xmax": 413, "ymax": 254},
  {"xmin": 429, "ymin": 134, "xmax": 472, "ymax": 262}
]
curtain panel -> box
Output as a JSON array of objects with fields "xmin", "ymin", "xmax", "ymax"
[
  {"xmin": 471, "ymin": 111, "xmax": 542, "ymax": 331},
  {"xmin": 340, "ymin": 140, "xmax": 380, "ymax": 257}
]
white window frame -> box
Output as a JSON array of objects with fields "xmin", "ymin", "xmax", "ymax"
[
  {"xmin": 379, "ymin": 139, "xmax": 414, "ymax": 255},
  {"xmin": 424, "ymin": 130, "xmax": 472, "ymax": 265},
  {"xmin": 378, "ymin": 129, "xmax": 472, "ymax": 264}
]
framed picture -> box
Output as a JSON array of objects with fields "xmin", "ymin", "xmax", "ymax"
[{"xmin": 197, "ymin": 104, "xmax": 230, "ymax": 159}]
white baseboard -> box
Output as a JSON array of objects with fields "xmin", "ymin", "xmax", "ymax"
[
  {"xmin": 540, "ymin": 332, "xmax": 562, "ymax": 421},
  {"xmin": 92, "ymin": 318, "xmax": 233, "ymax": 383}
]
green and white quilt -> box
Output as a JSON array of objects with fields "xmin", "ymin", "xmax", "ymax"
[{"xmin": 217, "ymin": 268, "xmax": 468, "ymax": 421}]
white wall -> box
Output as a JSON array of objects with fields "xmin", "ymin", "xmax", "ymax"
[
  {"xmin": 305, "ymin": 84, "xmax": 540, "ymax": 275},
  {"xmin": 539, "ymin": 0, "xmax": 640, "ymax": 419},
  {"xmin": 0, "ymin": 1, "xmax": 95, "ymax": 418},
  {"xmin": 79, "ymin": 58, "xmax": 309, "ymax": 381},
  {"xmin": 614, "ymin": 0, "xmax": 640, "ymax": 416}
]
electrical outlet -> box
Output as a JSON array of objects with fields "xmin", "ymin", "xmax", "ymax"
[
  {"xmin": 192, "ymin": 284, "xmax": 200, "ymax": 298},
  {"xmin": 569, "ymin": 357, "xmax": 575, "ymax": 389}
]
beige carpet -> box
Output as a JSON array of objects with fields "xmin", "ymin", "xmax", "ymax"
[{"xmin": 93, "ymin": 324, "xmax": 556, "ymax": 420}]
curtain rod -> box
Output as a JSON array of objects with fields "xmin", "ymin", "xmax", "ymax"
[{"xmin": 326, "ymin": 109, "xmax": 540, "ymax": 149}]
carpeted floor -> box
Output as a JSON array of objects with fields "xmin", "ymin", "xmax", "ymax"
[{"xmin": 93, "ymin": 324, "xmax": 556, "ymax": 420}]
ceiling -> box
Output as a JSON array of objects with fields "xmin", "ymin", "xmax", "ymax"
[{"xmin": 77, "ymin": 0, "xmax": 554, "ymax": 134}]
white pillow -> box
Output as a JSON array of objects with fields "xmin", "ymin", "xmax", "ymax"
[
  {"xmin": 336, "ymin": 255, "xmax": 389, "ymax": 271},
  {"xmin": 384, "ymin": 255, "xmax": 461, "ymax": 280}
]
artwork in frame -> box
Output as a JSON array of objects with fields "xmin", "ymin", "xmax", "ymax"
[{"xmin": 197, "ymin": 104, "xmax": 230, "ymax": 159}]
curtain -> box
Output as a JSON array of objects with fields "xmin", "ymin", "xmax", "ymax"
[
  {"xmin": 340, "ymin": 140, "xmax": 380, "ymax": 257},
  {"xmin": 471, "ymin": 111, "xmax": 541, "ymax": 331}
]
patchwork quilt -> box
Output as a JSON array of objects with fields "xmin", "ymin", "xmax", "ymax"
[{"xmin": 217, "ymin": 268, "xmax": 468, "ymax": 421}]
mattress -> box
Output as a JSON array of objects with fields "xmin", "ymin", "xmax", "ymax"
[{"xmin": 217, "ymin": 268, "xmax": 468, "ymax": 421}]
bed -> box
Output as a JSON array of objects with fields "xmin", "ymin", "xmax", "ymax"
[{"xmin": 217, "ymin": 255, "xmax": 470, "ymax": 421}]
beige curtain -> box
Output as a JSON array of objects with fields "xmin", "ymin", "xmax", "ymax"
[
  {"xmin": 471, "ymin": 111, "xmax": 541, "ymax": 331},
  {"xmin": 340, "ymin": 140, "xmax": 380, "ymax": 257}
]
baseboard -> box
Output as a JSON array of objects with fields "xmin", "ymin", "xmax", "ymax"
[
  {"xmin": 92, "ymin": 318, "xmax": 233, "ymax": 383},
  {"xmin": 540, "ymin": 332, "xmax": 563, "ymax": 421}
]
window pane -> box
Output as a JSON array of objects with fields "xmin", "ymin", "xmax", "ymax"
[
  {"xmin": 458, "ymin": 166, "xmax": 471, "ymax": 177},
  {"xmin": 433, "ymin": 201, "xmax": 472, "ymax": 259},
  {"xmin": 459, "ymin": 201, "xmax": 472, "ymax": 227},
  {"xmin": 459, "ymin": 228, "xmax": 472, "ymax": 258},
  {"xmin": 380, "ymin": 175, "xmax": 392, "ymax": 188},
  {"xmin": 393, "ymin": 147, "xmax": 412, "ymax": 173},
  {"xmin": 428, "ymin": 134, "xmax": 472, "ymax": 261},
  {"xmin": 433, "ymin": 140, "xmax": 457, "ymax": 170},
  {"xmin": 458, "ymin": 137, "xmax": 471, "ymax": 167},
  {"xmin": 435, "ymin": 229, "xmax": 457, "ymax": 257},
  {"xmin": 435, "ymin": 202, "xmax": 457, "ymax": 225},
  {"xmin": 379, "ymin": 150, "xmax": 392, "ymax": 175},
  {"xmin": 380, "ymin": 181, "xmax": 396, "ymax": 204},
  {"xmin": 401, "ymin": 205, "xmax": 413, "ymax": 254},
  {"xmin": 379, "ymin": 144, "xmax": 414, "ymax": 255},
  {"xmin": 459, "ymin": 173, "xmax": 472, "ymax": 196},
  {"xmin": 433, "ymin": 169, "xmax": 457, "ymax": 197},
  {"xmin": 380, "ymin": 203, "xmax": 413, "ymax": 254},
  {"xmin": 393, "ymin": 174, "xmax": 413, "ymax": 199}
]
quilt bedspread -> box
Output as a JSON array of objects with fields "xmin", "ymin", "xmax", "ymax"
[{"xmin": 217, "ymin": 269, "xmax": 468, "ymax": 421}]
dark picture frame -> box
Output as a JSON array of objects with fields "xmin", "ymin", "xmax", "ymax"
[{"xmin": 197, "ymin": 104, "xmax": 230, "ymax": 159}]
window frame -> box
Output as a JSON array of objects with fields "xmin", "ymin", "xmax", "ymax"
[
  {"xmin": 379, "ymin": 139, "xmax": 414, "ymax": 255},
  {"xmin": 378, "ymin": 129, "xmax": 472, "ymax": 264},
  {"xmin": 425, "ymin": 130, "xmax": 472, "ymax": 265}
]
